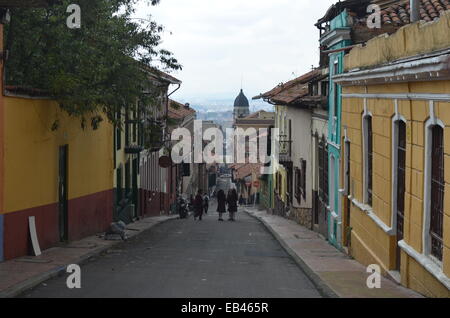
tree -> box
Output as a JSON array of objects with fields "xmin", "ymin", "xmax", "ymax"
[{"xmin": 4, "ymin": 0, "xmax": 181, "ymax": 128}]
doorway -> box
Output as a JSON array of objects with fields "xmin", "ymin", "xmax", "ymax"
[
  {"xmin": 58, "ymin": 145, "xmax": 69, "ymax": 242},
  {"xmin": 344, "ymin": 140, "xmax": 351, "ymax": 247}
]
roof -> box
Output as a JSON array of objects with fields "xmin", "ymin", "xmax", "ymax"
[
  {"xmin": 168, "ymin": 99, "xmax": 195, "ymax": 120},
  {"xmin": 316, "ymin": 0, "xmax": 371, "ymax": 26},
  {"xmin": 234, "ymin": 89, "xmax": 250, "ymax": 107},
  {"xmin": 254, "ymin": 69, "xmax": 322, "ymax": 100},
  {"xmin": 144, "ymin": 66, "xmax": 182, "ymax": 85},
  {"xmin": 376, "ymin": 0, "xmax": 450, "ymax": 25},
  {"xmin": 270, "ymin": 85, "xmax": 309, "ymax": 105},
  {"xmin": 254, "ymin": 69, "xmax": 323, "ymax": 105},
  {"xmin": 233, "ymin": 163, "xmax": 263, "ymax": 180}
]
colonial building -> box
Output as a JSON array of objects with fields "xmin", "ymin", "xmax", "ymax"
[
  {"xmin": 167, "ymin": 100, "xmax": 198, "ymax": 200},
  {"xmin": 335, "ymin": 9, "xmax": 450, "ymax": 297},
  {"xmin": 0, "ymin": 16, "xmax": 114, "ymax": 261},
  {"xmin": 137, "ymin": 70, "xmax": 182, "ymax": 217},
  {"xmin": 314, "ymin": 0, "xmax": 411, "ymax": 247},
  {"xmin": 310, "ymin": 68, "xmax": 330, "ymax": 238},
  {"xmin": 255, "ymin": 69, "xmax": 328, "ymax": 228},
  {"xmin": 231, "ymin": 110, "xmax": 274, "ymax": 205}
]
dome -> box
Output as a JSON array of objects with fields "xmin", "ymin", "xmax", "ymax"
[{"xmin": 234, "ymin": 89, "xmax": 249, "ymax": 107}]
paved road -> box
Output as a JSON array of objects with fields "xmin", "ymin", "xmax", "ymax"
[{"xmin": 21, "ymin": 180, "xmax": 321, "ymax": 298}]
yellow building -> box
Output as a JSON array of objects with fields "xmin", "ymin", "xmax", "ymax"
[
  {"xmin": 335, "ymin": 11, "xmax": 450, "ymax": 297},
  {"xmin": 1, "ymin": 93, "xmax": 114, "ymax": 260}
]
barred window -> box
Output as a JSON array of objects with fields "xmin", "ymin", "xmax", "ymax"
[
  {"xmin": 430, "ymin": 125, "xmax": 444, "ymax": 261},
  {"xmin": 396, "ymin": 121, "xmax": 406, "ymax": 243},
  {"xmin": 365, "ymin": 116, "xmax": 373, "ymax": 206}
]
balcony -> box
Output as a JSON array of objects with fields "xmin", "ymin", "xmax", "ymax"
[{"xmin": 125, "ymin": 144, "xmax": 144, "ymax": 154}]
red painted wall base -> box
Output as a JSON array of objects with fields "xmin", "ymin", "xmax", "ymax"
[{"xmin": 3, "ymin": 189, "xmax": 113, "ymax": 260}]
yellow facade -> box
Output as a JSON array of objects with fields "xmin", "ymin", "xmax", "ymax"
[
  {"xmin": 2, "ymin": 96, "xmax": 113, "ymax": 215},
  {"xmin": 339, "ymin": 13, "xmax": 450, "ymax": 297}
]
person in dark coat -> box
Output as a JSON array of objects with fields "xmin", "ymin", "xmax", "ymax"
[
  {"xmin": 203, "ymin": 193, "xmax": 209, "ymax": 214},
  {"xmin": 189, "ymin": 194, "xmax": 194, "ymax": 211},
  {"xmin": 216, "ymin": 189, "xmax": 227, "ymax": 221},
  {"xmin": 193, "ymin": 190, "xmax": 204, "ymax": 221},
  {"xmin": 227, "ymin": 188, "xmax": 238, "ymax": 221}
]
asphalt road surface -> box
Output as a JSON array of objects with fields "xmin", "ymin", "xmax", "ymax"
[{"xmin": 21, "ymin": 179, "xmax": 321, "ymax": 298}]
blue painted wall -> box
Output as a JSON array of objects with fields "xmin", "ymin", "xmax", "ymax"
[
  {"xmin": 0, "ymin": 214, "xmax": 3, "ymax": 262},
  {"xmin": 326, "ymin": 10, "xmax": 352, "ymax": 248}
]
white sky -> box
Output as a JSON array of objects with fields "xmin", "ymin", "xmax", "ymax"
[{"xmin": 135, "ymin": 0, "xmax": 336, "ymax": 104}]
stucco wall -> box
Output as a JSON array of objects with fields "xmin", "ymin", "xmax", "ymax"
[
  {"xmin": 287, "ymin": 106, "xmax": 312, "ymax": 209},
  {"xmin": 341, "ymin": 83, "xmax": 450, "ymax": 297},
  {"xmin": 339, "ymin": 9, "xmax": 450, "ymax": 297},
  {"xmin": 2, "ymin": 96, "xmax": 114, "ymax": 259}
]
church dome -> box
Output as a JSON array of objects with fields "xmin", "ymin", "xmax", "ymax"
[{"xmin": 234, "ymin": 89, "xmax": 249, "ymax": 107}]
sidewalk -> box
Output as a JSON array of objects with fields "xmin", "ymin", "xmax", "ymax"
[
  {"xmin": 0, "ymin": 214, "xmax": 178, "ymax": 298},
  {"xmin": 245, "ymin": 207, "xmax": 423, "ymax": 298}
]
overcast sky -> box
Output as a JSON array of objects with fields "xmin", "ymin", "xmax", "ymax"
[{"xmin": 135, "ymin": 0, "xmax": 336, "ymax": 106}]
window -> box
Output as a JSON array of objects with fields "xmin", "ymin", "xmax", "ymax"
[
  {"xmin": 116, "ymin": 112, "xmax": 122, "ymax": 151},
  {"xmin": 125, "ymin": 161, "xmax": 130, "ymax": 196},
  {"xmin": 321, "ymin": 81, "xmax": 328, "ymax": 97},
  {"xmin": 318, "ymin": 136, "xmax": 329, "ymax": 204},
  {"xmin": 364, "ymin": 115, "xmax": 373, "ymax": 205},
  {"xmin": 116, "ymin": 166, "xmax": 122, "ymax": 204},
  {"xmin": 294, "ymin": 161, "xmax": 306, "ymax": 204},
  {"xmin": 318, "ymin": 139, "xmax": 324, "ymax": 199},
  {"xmin": 133, "ymin": 109, "xmax": 137, "ymax": 143},
  {"xmin": 396, "ymin": 121, "xmax": 406, "ymax": 243},
  {"xmin": 330, "ymin": 155, "xmax": 336, "ymax": 211},
  {"xmin": 334, "ymin": 83, "xmax": 339, "ymax": 118},
  {"xmin": 301, "ymin": 159, "xmax": 306, "ymax": 200},
  {"xmin": 430, "ymin": 125, "xmax": 444, "ymax": 261},
  {"xmin": 125, "ymin": 111, "xmax": 130, "ymax": 147},
  {"xmin": 289, "ymin": 120, "xmax": 292, "ymax": 156},
  {"xmin": 333, "ymin": 61, "xmax": 339, "ymax": 118},
  {"xmin": 344, "ymin": 140, "xmax": 351, "ymax": 195},
  {"xmin": 295, "ymin": 168, "xmax": 301, "ymax": 203}
]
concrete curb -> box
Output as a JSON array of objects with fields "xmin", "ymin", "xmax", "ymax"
[
  {"xmin": 0, "ymin": 215, "xmax": 178, "ymax": 298},
  {"xmin": 245, "ymin": 210, "xmax": 339, "ymax": 298}
]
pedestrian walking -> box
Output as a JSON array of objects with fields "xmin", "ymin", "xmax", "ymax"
[
  {"xmin": 189, "ymin": 194, "xmax": 194, "ymax": 211},
  {"xmin": 227, "ymin": 188, "xmax": 238, "ymax": 221},
  {"xmin": 239, "ymin": 194, "xmax": 244, "ymax": 206},
  {"xmin": 216, "ymin": 189, "xmax": 227, "ymax": 221},
  {"xmin": 194, "ymin": 190, "xmax": 204, "ymax": 221},
  {"xmin": 203, "ymin": 193, "xmax": 209, "ymax": 214}
]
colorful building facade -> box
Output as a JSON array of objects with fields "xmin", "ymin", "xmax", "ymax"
[
  {"xmin": 335, "ymin": 11, "xmax": 450, "ymax": 297},
  {"xmin": 1, "ymin": 95, "xmax": 114, "ymax": 260},
  {"xmin": 318, "ymin": 9, "xmax": 353, "ymax": 248}
]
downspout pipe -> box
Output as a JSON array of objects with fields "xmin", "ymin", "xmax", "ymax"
[{"xmin": 410, "ymin": 0, "xmax": 420, "ymax": 23}]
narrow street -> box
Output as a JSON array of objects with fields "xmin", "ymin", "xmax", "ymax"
[{"xmin": 20, "ymin": 179, "xmax": 321, "ymax": 298}]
